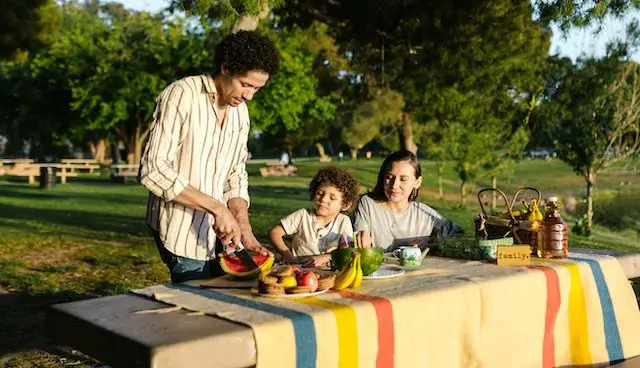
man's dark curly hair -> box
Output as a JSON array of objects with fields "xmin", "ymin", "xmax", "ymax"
[
  {"xmin": 214, "ymin": 31, "xmax": 280, "ymax": 77},
  {"xmin": 309, "ymin": 166, "xmax": 360, "ymax": 211}
]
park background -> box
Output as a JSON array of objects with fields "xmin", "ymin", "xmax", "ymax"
[{"xmin": 1, "ymin": 0, "xmax": 640, "ymax": 366}]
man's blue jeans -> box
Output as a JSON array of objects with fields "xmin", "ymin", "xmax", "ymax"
[{"xmin": 150, "ymin": 230, "xmax": 225, "ymax": 283}]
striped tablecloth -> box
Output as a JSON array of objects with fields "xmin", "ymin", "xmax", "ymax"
[{"xmin": 133, "ymin": 252, "xmax": 640, "ymax": 368}]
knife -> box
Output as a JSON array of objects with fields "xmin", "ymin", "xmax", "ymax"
[{"xmin": 232, "ymin": 242, "xmax": 259, "ymax": 270}]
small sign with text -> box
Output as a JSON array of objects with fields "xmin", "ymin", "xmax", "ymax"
[{"xmin": 496, "ymin": 244, "xmax": 531, "ymax": 266}]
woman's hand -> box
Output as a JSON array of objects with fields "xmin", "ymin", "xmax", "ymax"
[
  {"xmin": 359, "ymin": 230, "xmax": 372, "ymax": 248},
  {"xmin": 303, "ymin": 254, "xmax": 332, "ymax": 268},
  {"xmin": 351, "ymin": 230, "xmax": 372, "ymax": 248}
]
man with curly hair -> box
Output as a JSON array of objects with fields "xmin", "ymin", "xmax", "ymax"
[
  {"xmin": 269, "ymin": 166, "xmax": 360, "ymax": 268},
  {"xmin": 140, "ymin": 31, "xmax": 280, "ymax": 282}
]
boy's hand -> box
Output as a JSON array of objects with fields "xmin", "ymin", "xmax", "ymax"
[
  {"xmin": 281, "ymin": 250, "xmax": 297, "ymax": 264},
  {"xmin": 303, "ymin": 254, "xmax": 332, "ymax": 268}
]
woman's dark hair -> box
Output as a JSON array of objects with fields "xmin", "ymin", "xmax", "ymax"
[
  {"xmin": 309, "ymin": 166, "xmax": 360, "ymax": 211},
  {"xmin": 369, "ymin": 150, "xmax": 422, "ymax": 202},
  {"xmin": 214, "ymin": 31, "xmax": 280, "ymax": 77}
]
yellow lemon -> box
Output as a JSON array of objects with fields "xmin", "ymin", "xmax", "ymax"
[{"xmin": 280, "ymin": 275, "xmax": 297, "ymax": 288}]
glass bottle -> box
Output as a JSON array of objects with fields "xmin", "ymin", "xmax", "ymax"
[{"xmin": 540, "ymin": 196, "xmax": 568, "ymax": 258}]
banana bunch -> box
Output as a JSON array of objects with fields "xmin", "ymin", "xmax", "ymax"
[
  {"xmin": 527, "ymin": 199, "xmax": 543, "ymax": 222},
  {"xmin": 333, "ymin": 253, "xmax": 363, "ymax": 290}
]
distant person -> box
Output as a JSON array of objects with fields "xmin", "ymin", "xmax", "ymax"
[
  {"xmin": 354, "ymin": 150, "xmax": 463, "ymax": 251},
  {"xmin": 280, "ymin": 151, "xmax": 290, "ymax": 166},
  {"xmin": 139, "ymin": 31, "xmax": 280, "ymax": 283},
  {"xmin": 269, "ymin": 166, "xmax": 360, "ymax": 268}
]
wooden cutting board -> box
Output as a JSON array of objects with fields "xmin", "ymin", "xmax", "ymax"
[{"xmin": 199, "ymin": 275, "xmax": 256, "ymax": 289}]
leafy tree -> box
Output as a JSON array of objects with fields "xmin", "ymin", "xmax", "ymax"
[
  {"xmin": 342, "ymin": 89, "xmax": 404, "ymax": 159},
  {"xmin": 545, "ymin": 53, "xmax": 640, "ymax": 231},
  {"xmin": 172, "ymin": 0, "xmax": 286, "ymax": 31},
  {"xmin": 275, "ymin": 0, "xmax": 551, "ymax": 159},
  {"xmin": 533, "ymin": 0, "xmax": 640, "ymax": 31},
  {"xmin": 0, "ymin": 0, "xmax": 61, "ymax": 60},
  {"xmin": 0, "ymin": 1, "xmax": 77, "ymax": 159},
  {"xmin": 409, "ymin": 1, "xmax": 548, "ymax": 204},
  {"xmin": 249, "ymin": 24, "xmax": 336, "ymax": 154},
  {"xmin": 55, "ymin": 5, "xmax": 216, "ymax": 164}
]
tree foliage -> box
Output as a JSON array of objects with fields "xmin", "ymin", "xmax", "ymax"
[
  {"xmin": 0, "ymin": 0, "xmax": 61, "ymax": 60},
  {"xmin": 341, "ymin": 89, "xmax": 404, "ymax": 159},
  {"xmin": 544, "ymin": 52, "xmax": 640, "ymax": 230}
]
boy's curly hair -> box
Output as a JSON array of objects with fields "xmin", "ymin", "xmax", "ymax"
[
  {"xmin": 214, "ymin": 31, "xmax": 280, "ymax": 77},
  {"xmin": 309, "ymin": 166, "xmax": 360, "ymax": 211}
]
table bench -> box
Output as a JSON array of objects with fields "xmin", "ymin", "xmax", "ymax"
[
  {"xmin": 0, "ymin": 158, "xmax": 34, "ymax": 166},
  {"xmin": 45, "ymin": 250, "xmax": 640, "ymax": 368},
  {"xmin": 61, "ymin": 159, "xmax": 101, "ymax": 174},
  {"xmin": 259, "ymin": 162, "xmax": 297, "ymax": 177},
  {"xmin": 1, "ymin": 163, "xmax": 78, "ymax": 184},
  {"xmin": 110, "ymin": 164, "xmax": 139, "ymax": 183}
]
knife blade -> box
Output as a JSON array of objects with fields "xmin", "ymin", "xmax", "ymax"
[{"xmin": 233, "ymin": 243, "xmax": 259, "ymax": 270}]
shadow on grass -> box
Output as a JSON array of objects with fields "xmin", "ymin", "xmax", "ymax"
[
  {"xmin": 0, "ymin": 183, "xmax": 146, "ymax": 206},
  {"xmin": 0, "ymin": 203, "xmax": 146, "ymax": 238},
  {"xmin": 0, "ymin": 290, "xmax": 92, "ymax": 357}
]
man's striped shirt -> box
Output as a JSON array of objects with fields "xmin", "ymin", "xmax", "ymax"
[{"xmin": 140, "ymin": 75, "xmax": 250, "ymax": 260}]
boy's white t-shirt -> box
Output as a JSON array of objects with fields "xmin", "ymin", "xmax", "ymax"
[{"xmin": 280, "ymin": 209, "xmax": 354, "ymax": 256}]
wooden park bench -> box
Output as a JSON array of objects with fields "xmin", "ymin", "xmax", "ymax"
[
  {"xmin": 110, "ymin": 164, "xmax": 139, "ymax": 183},
  {"xmin": 259, "ymin": 162, "xmax": 298, "ymax": 177},
  {"xmin": 2, "ymin": 162, "xmax": 40, "ymax": 184},
  {"xmin": 1, "ymin": 163, "xmax": 78, "ymax": 184},
  {"xmin": 61, "ymin": 159, "xmax": 101, "ymax": 174},
  {"xmin": 0, "ymin": 158, "xmax": 35, "ymax": 169}
]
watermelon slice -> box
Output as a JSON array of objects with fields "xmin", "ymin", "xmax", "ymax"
[{"xmin": 220, "ymin": 253, "xmax": 274, "ymax": 279}]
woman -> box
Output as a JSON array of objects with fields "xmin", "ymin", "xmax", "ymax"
[{"xmin": 354, "ymin": 150, "xmax": 463, "ymax": 251}]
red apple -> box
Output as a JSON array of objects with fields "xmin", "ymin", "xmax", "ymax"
[{"xmin": 296, "ymin": 270, "xmax": 318, "ymax": 292}]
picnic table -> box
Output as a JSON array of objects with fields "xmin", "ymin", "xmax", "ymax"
[
  {"xmin": 259, "ymin": 162, "xmax": 298, "ymax": 177},
  {"xmin": 46, "ymin": 250, "xmax": 640, "ymax": 368},
  {"xmin": 109, "ymin": 163, "xmax": 140, "ymax": 182},
  {"xmin": 60, "ymin": 159, "xmax": 101, "ymax": 174},
  {"xmin": 1, "ymin": 162, "xmax": 78, "ymax": 184},
  {"xmin": 0, "ymin": 158, "xmax": 34, "ymax": 166}
]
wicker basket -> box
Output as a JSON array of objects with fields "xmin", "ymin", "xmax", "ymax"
[{"xmin": 475, "ymin": 187, "xmax": 542, "ymax": 255}]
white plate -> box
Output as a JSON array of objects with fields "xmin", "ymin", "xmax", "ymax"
[
  {"xmin": 251, "ymin": 287, "xmax": 329, "ymax": 299},
  {"xmin": 363, "ymin": 265, "xmax": 406, "ymax": 280}
]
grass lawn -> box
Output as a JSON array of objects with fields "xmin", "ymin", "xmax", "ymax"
[{"xmin": 0, "ymin": 158, "xmax": 639, "ymax": 366}]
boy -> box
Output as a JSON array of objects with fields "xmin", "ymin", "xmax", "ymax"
[{"xmin": 269, "ymin": 166, "xmax": 360, "ymax": 267}]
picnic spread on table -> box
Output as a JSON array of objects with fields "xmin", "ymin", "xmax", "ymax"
[
  {"xmin": 126, "ymin": 187, "xmax": 640, "ymax": 368},
  {"xmin": 46, "ymin": 186, "xmax": 640, "ymax": 368}
]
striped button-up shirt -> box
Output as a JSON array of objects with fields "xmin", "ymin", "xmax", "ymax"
[{"xmin": 140, "ymin": 75, "xmax": 250, "ymax": 260}]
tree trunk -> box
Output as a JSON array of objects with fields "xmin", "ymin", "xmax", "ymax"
[
  {"xmin": 127, "ymin": 127, "xmax": 150, "ymax": 165},
  {"xmin": 231, "ymin": 2, "xmax": 270, "ymax": 32},
  {"xmin": 586, "ymin": 169, "xmax": 596, "ymax": 230},
  {"xmin": 437, "ymin": 164, "xmax": 444, "ymax": 199},
  {"xmin": 460, "ymin": 181, "xmax": 467, "ymax": 206},
  {"xmin": 398, "ymin": 112, "xmax": 418, "ymax": 154},
  {"xmin": 491, "ymin": 174, "xmax": 497, "ymax": 212},
  {"xmin": 88, "ymin": 139, "xmax": 110, "ymax": 164},
  {"xmin": 350, "ymin": 148, "xmax": 359, "ymax": 160},
  {"xmin": 315, "ymin": 142, "xmax": 329, "ymax": 160},
  {"xmin": 122, "ymin": 114, "xmax": 151, "ymax": 165}
]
